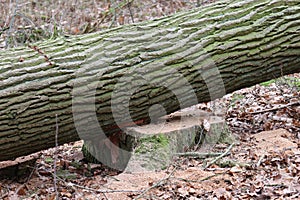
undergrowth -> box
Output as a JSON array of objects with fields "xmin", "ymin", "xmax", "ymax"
[{"xmin": 0, "ymin": 0, "xmax": 202, "ymax": 48}]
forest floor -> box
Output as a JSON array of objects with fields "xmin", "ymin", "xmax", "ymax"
[
  {"xmin": 0, "ymin": 0, "xmax": 299, "ymax": 199},
  {"xmin": 0, "ymin": 74, "xmax": 299, "ymax": 200}
]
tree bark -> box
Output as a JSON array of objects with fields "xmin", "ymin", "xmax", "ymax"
[{"xmin": 0, "ymin": 0, "xmax": 300, "ymax": 161}]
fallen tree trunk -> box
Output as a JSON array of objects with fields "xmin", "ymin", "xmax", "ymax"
[{"xmin": 0, "ymin": 0, "xmax": 300, "ymax": 161}]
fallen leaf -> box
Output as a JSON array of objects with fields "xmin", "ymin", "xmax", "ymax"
[
  {"xmin": 17, "ymin": 187, "xmax": 26, "ymax": 196},
  {"xmin": 230, "ymin": 166, "xmax": 243, "ymax": 173},
  {"xmin": 203, "ymin": 119, "xmax": 210, "ymax": 132}
]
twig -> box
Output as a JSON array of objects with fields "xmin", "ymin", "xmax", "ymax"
[
  {"xmin": 204, "ymin": 143, "xmax": 234, "ymax": 169},
  {"xmin": 134, "ymin": 167, "xmax": 177, "ymax": 200},
  {"xmin": 12, "ymin": 163, "xmax": 37, "ymax": 198},
  {"xmin": 256, "ymin": 154, "xmax": 265, "ymax": 168},
  {"xmin": 249, "ymin": 102, "xmax": 299, "ymax": 114},
  {"xmin": 127, "ymin": 0, "xmax": 135, "ymax": 23},
  {"xmin": 49, "ymin": 169, "xmax": 142, "ymax": 194},
  {"xmin": 37, "ymin": 164, "xmax": 142, "ymax": 195},
  {"xmin": 217, "ymin": 159, "xmax": 250, "ymax": 168},
  {"xmin": 174, "ymin": 172, "xmax": 226, "ymax": 183},
  {"xmin": 200, "ymin": 172, "xmax": 226, "ymax": 181},
  {"xmin": 5, "ymin": 0, "xmax": 20, "ymax": 48},
  {"xmin": 54, "ymin": 114, "xmax": 59, "ymax": 200},
  {"xmin": 174, "ymin": 152, "xmax": 225, "ymax": 158},
  {"xmin": 102, "ymin": 193, "xmax": 109, "ymax": 200},
  {"xmin": 98, "ymin": 0, "xmax": 135, "ymax": 28},
  {"xmin": 63, "ymin": 179, "xmax": 142, "ymax": 194},
  {"xmin": 109, "ymin": 0, "xmax": 117, "ymax": 28},
  {"xmin": 196, "ymin": 0, "xmax": 203, "ymax": 7},
  {"xmin": 265, "ymin": 183, "xmax": 287, "ymax": 188},
  {"xmin": 0, "ymin": 193, "xmax": 8, "ymax": 199}
]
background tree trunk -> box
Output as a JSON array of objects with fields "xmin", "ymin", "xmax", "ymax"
[{"xmin": 0, "ymin": 0, "xmax": 299, "ymax": 161}]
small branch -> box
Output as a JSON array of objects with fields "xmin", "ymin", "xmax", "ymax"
[
  {"xmin": 249, "ymin": 102, "xmax": 299, "ymax": 114},
  {"xmin": 265, "ymin": 183, "xmax": 287, "ymax": 188},
  {"xmin": 127, "ymin": 0, "xmax": 135, "ymax": 23},
  {"xmin": 109, "ymin": 0, "xmax": 117, "ymax": 28},
  {"xmin": 0, "ymin": 191, "xmax": 9, "ymax": 199},
  {"xmin": 49, "ymin": 169, "xmax": 142, "ymax": 194},
  {"xmin": 134, "ymin": 167, "xmax": 177, "ymax": 200},
  {"xmin": 175, "ymin": 172, "xmax": 226, "ymax": 183},
  {"xmin": 65, "ymin": 181, "xmax": 142, "ymax": 194},
  {"xmin": 174, "ymin": 152, "xmax": 225, "ymax": 158},
  {"xmin": 217, "ymin": 159, "xmax": 250, "ymax": 168},
  {"xmin": 13, "ymin": 163, "xmax": 37, "ymax": 198},
  {"xmin": 204, "ymin": 143, "xmax": 234, "ymax": 169},
  {"xmin": 108, "ymin": 0, "xmax": 135, "ymax": 27},
  {"xmin": 38, "ymin": 169, "xmax": 141, "ymax": 196},
  {"xmin": 200, "ymin": 172, "xmax": 225, "ymax": 181},
  {"xmin": 27, "ymin": 44, "xmax": 54, "ymax": 66},
  {"xmin": 256, "ymin": 154, "xmax": 265, "ymax": 168},
  {"xmin": 5, "ymin": 0, "xmax": 20, "ymax": 48}
]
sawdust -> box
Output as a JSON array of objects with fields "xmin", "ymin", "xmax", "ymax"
[{"xmin": 253, "ymin": 128, "xmax": 298, "ymax": 155}]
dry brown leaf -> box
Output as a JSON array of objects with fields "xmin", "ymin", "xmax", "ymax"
[{"xmin": 16, "ymin": 187, "xmax": 26, "ymax": 196}]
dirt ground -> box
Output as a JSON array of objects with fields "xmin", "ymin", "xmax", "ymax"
[
  {"xmin": 0, "ymin": 127, "xmax": 299, "ymax": 199},
  {"xmin": 0, "ymin": 0, "xmax": 299, "ymax": 199},
  {"xmin": 104, "ymin": 128, "xmax": 299, "ymax": 199},
  {"xmin": 1, "ymin": 76, "xmax": 299, "ymax": 199}
]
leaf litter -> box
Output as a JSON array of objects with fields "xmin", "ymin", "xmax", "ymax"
[
  {"xmin": 1, "ymin": 74, "xmax": 298, "ymax": 199},
  {"xmin": 0, "ymin": 0, "xmax": 299, "ymax": 199}
]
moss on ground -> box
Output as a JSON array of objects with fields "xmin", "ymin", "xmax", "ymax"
[
  {"xmin": 260, "ymin": 77, "xmax": 300, "ymax": 89},
  {"xmin": 135, "ymin": 133, "xmax": 169, "ymax": 154}
]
